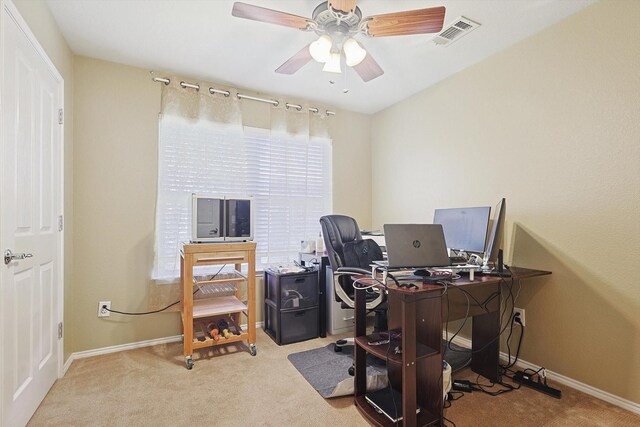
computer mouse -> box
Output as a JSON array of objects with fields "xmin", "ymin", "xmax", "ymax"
[{"xmin": 413, "ymin": 269, "xmax": 431, "ymax": 277}]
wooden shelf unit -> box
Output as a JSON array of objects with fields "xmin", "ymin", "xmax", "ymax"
[
  {"xmin": 180, "ymin": 241, "xmax": 257, "ymax": 369},
  {"xmin": 354, "ymin": 285, "xmax": 444, "ymax": 427},
  {"xmin": 191, "ymin": 296, "xmax": 247, "ymax": 319},
  {"xmin": 354, "ymin": 336, "xmax": 438, "ymax": 365}
]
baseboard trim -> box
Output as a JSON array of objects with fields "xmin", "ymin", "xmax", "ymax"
[
  {"xmin": 446, "ymin": 335, "xmax": 640, "ymax": 415},
  {"xmin": 62, "ymin": 355, "xmax": 74, "ymax": 376},
  {"xmin": 61, "ymin": 335, "xmax": 183, "ymax": 376},
  {"xmin": 62, "ymin": 321, "xmax": 265, "ymax": 376}
]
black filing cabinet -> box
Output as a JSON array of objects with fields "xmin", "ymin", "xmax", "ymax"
[{"xmin": 264, "ymin": 269, "xmax": 319, "ymax": 345}]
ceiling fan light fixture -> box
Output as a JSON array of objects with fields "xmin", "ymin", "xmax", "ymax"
[
  {"xmin": 309, "ymin": 35, "xmax": 332, "ymax": 63},
  {"xmin": 343, "ymin": 38, "xmax": 367, "ymax": 67},
  {"xmin": 322, "ymin": 52, "xmax": 342, "ymax": 73}
]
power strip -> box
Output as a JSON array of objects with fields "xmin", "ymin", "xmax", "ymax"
[{"xmin": 513, "ymin": 371, "xmax": 562, "ymax": 399}]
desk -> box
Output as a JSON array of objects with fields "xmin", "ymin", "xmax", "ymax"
[{"xmin": 353, "ymin": 266, "xmax": 550, "ymax": 427}]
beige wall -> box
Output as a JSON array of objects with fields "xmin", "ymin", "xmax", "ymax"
[
  {"xmin": 71, "ymin": 56, "xmax": 372, "ymax": 353},
  {"xmin": 12, "ymin": 0, "xmax": 75, "ymax": 360},
  {"xmin": 371, "ymin": 0, "xmax": 640, "ymax": 403}
]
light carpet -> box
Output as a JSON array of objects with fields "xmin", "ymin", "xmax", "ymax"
[{"xmin": 28, "ymin": 330, "xmax": 640, "ymax": 427}]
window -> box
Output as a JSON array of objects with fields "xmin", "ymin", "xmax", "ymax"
[{"xmin": 153, "ymin": 116, "xmax": 332, "ymax": 279}]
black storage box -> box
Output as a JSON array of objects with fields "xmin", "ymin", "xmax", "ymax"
[{"xmin": 264, "ymin": 269, "xmax": 319, "ymax": 345}]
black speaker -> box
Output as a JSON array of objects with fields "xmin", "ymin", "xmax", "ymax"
[{"xmin": 497, "ymin": 249, "xmax": 504, "ymax": 272}]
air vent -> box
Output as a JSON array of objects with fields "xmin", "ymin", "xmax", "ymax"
[{"xmin": 433, "ymin": 16, "xmax": 480, "ymax": 47}]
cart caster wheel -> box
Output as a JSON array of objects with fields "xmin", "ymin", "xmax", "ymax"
[
  {"xmin": 348, "ymin": 365, "xmax": 355, "ymax": 376},
  {"xmin": 185, "ymin": 356, "xmax": 193, "ymax": 370},
  {"xmin": 250, "ymin": 344, "xmax": 257, "ymax": 356}
]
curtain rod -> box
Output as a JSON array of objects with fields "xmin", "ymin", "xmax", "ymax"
[{"xmin": 152, "ymin": 77, "xmax": 336, "ymax": 116}]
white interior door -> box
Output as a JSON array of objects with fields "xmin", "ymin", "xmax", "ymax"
[{"xmin": 1, "ymin": 2, "xmax": 64, "ymax": 426}]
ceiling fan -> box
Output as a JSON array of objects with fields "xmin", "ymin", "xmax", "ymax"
[{"xmin": 232, "ymin": 1, "xmax": 446, "ymax": 82}]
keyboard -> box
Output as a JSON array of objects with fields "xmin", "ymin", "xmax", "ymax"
[{"xmin": 449, "ymin": 256, "xmax": 468, "ymax": 265}]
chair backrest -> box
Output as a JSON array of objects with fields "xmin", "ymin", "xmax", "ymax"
[
  {"xmin": 319, "ymin": 215, "xmax": 363, "ymax": 272},
  {"xmin": 320, "ymin": 215, "xmax": 386, "ymax": 314}
]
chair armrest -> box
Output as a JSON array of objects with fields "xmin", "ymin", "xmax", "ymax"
[
  {"xmin": 336, "ymin": 267, "xmax": 371, "ymax": 276},
  {"xmin": 332, "ymin": 268, "xmax": 385, "ymax": 311}
]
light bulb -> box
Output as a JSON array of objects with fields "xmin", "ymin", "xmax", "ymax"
[
  {"xmin": 343, "ymin": 38, "xmax": 366, "ymax": 67},
  {"xmin": 309, "ymin": 35, "xmax": 332, "ymax": 63},
  {"xmin": 322, "ymin": 53, "xmax": 342, "ymax": 73}
]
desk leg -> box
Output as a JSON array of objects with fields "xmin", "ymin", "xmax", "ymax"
[
  {"xmin": 471, "ymin": 310, "xmax": 500, "ymax": 382},
  {"xmin": 402, "ymin": 300, "xmax": 418, "ymax": 427},
  {"xmin": 354, "ymin": 287, "xmax": 367, "ymax": 397}
]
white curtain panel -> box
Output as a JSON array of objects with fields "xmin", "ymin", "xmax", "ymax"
[{"xmin": 152, "ymin": 78, "xmax": 331, "ymax": 280}]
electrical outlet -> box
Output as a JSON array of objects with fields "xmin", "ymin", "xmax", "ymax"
[
  {"xmin": 513, "ymin": 307, "xmax": 525, "ymax": 327},
  {"xmin": 98, "ymin": 301, "xmax": 111, "ymax": 317}
]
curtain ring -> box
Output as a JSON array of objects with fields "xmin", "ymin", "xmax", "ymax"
[
  {"xmin": 180, "ymin": 81, "xmax": 200, "ymax": 91},
  {"xmin": 285, "ymin": 103, "xmax": 303, "ymax": 111}
]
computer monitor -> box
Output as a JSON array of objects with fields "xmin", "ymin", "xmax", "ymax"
[
  {"xmin": 483, "ymin": 198, "xmax": 506, "ymax": 269},
  {"xmin": 433, "ymin": 206, "xmax": 491, "ymax": 254}
]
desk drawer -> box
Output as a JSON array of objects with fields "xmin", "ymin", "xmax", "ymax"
[
  {"xmin": 192, "ymin": 251, "xmax": 246, "ymax": 265},
  {"xmin": 278, "ymin": 274, "xmax": 318, "ymax": 310},
  {"xmin": 265, "ymin": 305, "xmax": 319, "ymax": 345}
]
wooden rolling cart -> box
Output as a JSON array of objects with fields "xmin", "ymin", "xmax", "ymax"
[{"xmin": 180, "ymin": 242, "xmax": 257, "ymax": 369}]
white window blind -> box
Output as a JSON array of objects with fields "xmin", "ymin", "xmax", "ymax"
[{"xmin": 153, "ymin": 116, "xmax": 332, "ymax": 279}]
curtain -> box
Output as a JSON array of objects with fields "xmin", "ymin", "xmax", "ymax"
[
  {"xmin": 160, "ymin": 78, "xmax": 242, "ymax": 129},
  {"xmin": 153, "ymin": 78, "xmax": 242, "ymax": 280},
  {"xmin": 152, "ymin": 78, "xmax": 332, "ymax": 280}
]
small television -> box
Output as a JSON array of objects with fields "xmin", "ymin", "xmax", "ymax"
[
  {"xmin": 191, "ymin": 194, "xmax": 254, "ymax": 243},
  {"xmin": 433, "ymin": 206, "xmax": 491, "ymax": 254},
  {"xmin": 482, "ymin": 198, "xmax": 506, "ymax": 269}
]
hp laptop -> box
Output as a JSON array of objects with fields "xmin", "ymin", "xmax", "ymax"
[{"xmin": 379, "ymin": 224, "xmax": 450, "ymax": 268}]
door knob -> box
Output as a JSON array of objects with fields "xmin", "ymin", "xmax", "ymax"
[{"xmin": 4, "ymin": 249, "xmax": 33, "ymax": 265}]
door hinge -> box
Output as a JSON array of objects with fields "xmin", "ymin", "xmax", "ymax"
[
  {"xmin": 58, "ymin": 108, "xmax": 63, "ymax": 125},
  {"xmin": 58, "ymin": 322, "xmax": 63, "ymax": 339},
  {"xmin": 58, "ymin": 215, "xmax": 63, "ymax": 232}
]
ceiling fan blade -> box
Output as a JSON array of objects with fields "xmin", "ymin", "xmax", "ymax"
[
  {"xmin": 275, "ymin": 44, "xmax": 313, "ymax": 75},
  {"xmin": 232, "ymin": 2, "xmax": 310, "ymax": 30},
  {"xmin": 328, "ymin": 0, "xmax": 357, "ymax": 14},
  {"xmin": 365, "ymin": 6, "xmax": 446, "ymax": 37},
  {"xmin": 352, "ymin": 53, "xmax": 384, "ymax": 82}
]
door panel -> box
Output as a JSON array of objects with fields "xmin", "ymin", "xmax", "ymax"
[
  {"xmin": 40, "ymin": 87, "xmax": 55, "ymax": 233},
  {"xmin": 15, "ymin": 56, "xmax": 34, "ymax": 232},
  {"xmin": 1, "ymin": 3, "xmax": 63, "ymax": 426},
  {"xmin": 39, "ymin": 262, "xmax": 54, "ymax": 368},
  {"xmin": 13, "ymin": 268, "xmax": 33, "ymax": 398}
]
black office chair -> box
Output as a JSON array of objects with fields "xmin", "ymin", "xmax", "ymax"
[{"xmin": 320, "ymin": 215, "xmax": 388, "ymax": 353}]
